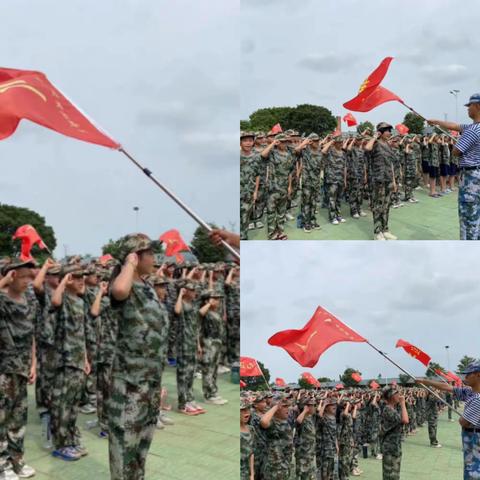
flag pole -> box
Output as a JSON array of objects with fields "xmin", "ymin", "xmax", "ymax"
[
  {"xmin": 399, "ymin": 101, "xmax": 457, "ymax": 142},
  {"xmin": 118, "ymin": 148, "xmax": 240, "ymax": 261},
  {"xmin": 365, "ymin": 340, "xmax": 462, "ymax": 416}
]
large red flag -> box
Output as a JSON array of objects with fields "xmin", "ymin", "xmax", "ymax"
[
  {"xmin": 343, "ymin": 57, "xmax": 403, "ymax": 112},
  {"xmin": 12, "ymin": 224, "xmax": 47, "ymax": 261},
  {"xmin": 240, "ymin": 356, "xmax": 263, "ymax": 377},
  {"xmin": 0, "ymin": 67, "xmax": 119, "ymax": 148},
  {"xmin": 343, "ymin": 113, "xmax": 357, "ymax": 127},
  {"xmin": 275, "ymin": 377, "xmax": 287, "ymax": 387},
  {"xmin": 351, "ymin": 372, "xmax": 362, "ymax": 383},
  {"xmin": 370, "ymin": 380, "xmax": 380, "ymax": 390},
  {"xmin": 395, "ymin": 339, "xmax": 431, "ymax": 367},
  {"xmin": 159, "ymin": 229, "xmax": 190, "ymax": 259},
  {"xmin": 268, "ymin": 306, "xmax": 367, "ymax": 368},
  {"xmin": 302, "ymin": 372, "xmax": 320, "ymax": 387},
  {"xmin": 395, "ymin": 123, "xmax": 409, "ymax": 135},
  {"xmin": 447, "ymin": 371, "xmax": 463, "ymax": 386}
]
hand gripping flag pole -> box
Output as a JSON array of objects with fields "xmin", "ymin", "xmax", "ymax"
[{"xmin": 365, "ymin": 340, "xmax": 462, "ymax": 416}]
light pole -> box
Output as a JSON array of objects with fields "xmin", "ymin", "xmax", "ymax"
[
  {"xmin": 449, "ymin": 90, "xmax": 460, "ymax": 123},
  {"xmin": 445, "ymin": 345, "xmax": 450, "ymax": 370},
  {"xmin": 133, "ymin": 206, "xmax": 140, "ymax": 231}
]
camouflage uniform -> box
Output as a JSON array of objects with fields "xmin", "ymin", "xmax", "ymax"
[
  {"xmin": 240, "ymin": 149, "xmax": 262, "ymax": 239},
  {"xmin": 380, "ymin": 405, "xmax": 403, "ymax": 480},
  {"xmin": 300, "ymin": 143, "xmax": 322, "ymax": 228},
  {"xmin": 459, "ymin": 169, "xmax": 480, "ymax": 240},
  {"xmin": 241, "ymin": 423, "xmax": 254, "ymax": 480},
  {"xmin": 370, "ymin": 140, "xmax": 395, "ymax": 234},
  {"xmin": 324, "ymin": 147, "xmax": 346, "ymax": 221},
  {"xmin": 266, "ymin": 146, "xmax": 295, "ymax": 238},
  {"xmin": 294, "ymin": 413, "xmax": 316, "ymax": 480},
  {"xmin": 250, "ymin": 409, "xmax": 267, "ymax": 479},
  {"xmin": 225, "ymin": 277, "xmax": 239, "ymax": 366},
  {"xmin": 262, "ymin": 417, "xmax": 294, "ymax": 480},
  {"xmin": 347, "ymin": 146, "xmax": 366, "ymax": 216},
  {"xmin": 319, "ymin": 415, "xmax": 337, "ymax": 480},
  {"xmin": 368, "ymin": 403, "xmax": 381, "ymax": 456},
  {"xmin": 50, "ymin": 292, "xmax": 86, "ymax": 450},
  {"xmin": 426, "ymin": 394, "xmax": 440, "ymax": 445},
  {"xmin": 338, "ymin": 412, "xmax": 353, "ymax": 480},
  {"xmin": 404, "ymin": 143, "xmax": 419, "ymax": 201},
  {"xmin": 391, "ymin": 145, "xmax": 403, "ymax": 205},
  {"xmin": 0, "ymin": 289, "xmax": 36, "ymax": 474},
  {"xmin": 165, "ymin": 275, "xmax": 178, "ymax": 359},
  {"xmin": 81, "ymin": 285, "xmax": 98, "ymax": 408}
]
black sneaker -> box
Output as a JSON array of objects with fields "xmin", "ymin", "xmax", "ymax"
[
  {"xmin": 312, "ymin": 222, "xmax": 321, "ymax": 230},
  {"xmin": 303, "ymin": 224, "xmax": 312, "ymax": 233}
]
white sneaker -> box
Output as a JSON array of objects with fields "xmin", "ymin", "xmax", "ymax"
[
  {"xmin": 331, "ymin": 219, "xmax": 339, "ymax": 225},
  {"xmin": 398, "ymin": 202, "xmax": 405, "ymax": 207},
  {"xmin": 374, "ymin": 232, "xmax": 385, "ymax": 240},
  {"xmin": 353, "ymin": 213, "xmax": 360, "ymax": 219},
  {"xmin": 156, "ymin": 418, "xmax": 165, "ymax": 430},
  {"xmin": 255, "ymin": 221, "xmax": 264, "ymax": 229},
  {"xmin": 217, "ymin": 365, "xmax": 231, "ymax": 374},
  {"xmin": 79, "ymin": 404, "xmax": 96, "ymax": 414},
  {"xmin": 359, "ymin": 211, "xmax": 367, "ymax": 217},
  {"xmin": 205, "ymin": 397, "xmax": 228, "ymax": 405},
  {"xmin": 431, "ymin": 443, "xmax": 442, "ymax": 448},
  {"xmin": 194, "ymin": 372, "xmax": 202, "ymax": 379},
  {"xmin": 383, "ymin": 231, "xmax": 397, "ymax": 240},
  {"xmin": 1, "ymin": 469, "xmax": 19, "ymax": 480},
  {"xmin": 285, "ymin": 213, "xmax": 295, "ymax": 221},
  {"xmin": 392, "ymin": 203, "xmax": 399, "ymax": 209},
  {"xmin": 375, "ymin": 454, "xmax": 383, "ymax": 460},
  {"xmin": 408, "ymin": 198, "xmax": 418, "ymax": 203},
  {"xmin": 16, "ymin": 465, "xmax": 35, "ymax": 479},
  {"xmin": 338, "ymin": 217, "xmax": 346, "ymax": 223},
  {"xmin": 159, "ymin": 413, "xmax": 174, "ymax": 426},
  {"xmin": 351, "ymin": 467, "xmax": 362, "ymax": 476},
  {"xmin": 248, "ymin": 223, "xmax": 255, "ymax": 230}
]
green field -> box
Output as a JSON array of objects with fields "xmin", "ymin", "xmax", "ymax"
[
  {"xmin": 22, "ymin": 367, "xmax": 239, "ymax": 480},
  {"xmin": 358, "ymin": 410, "xmax": 464, "ymax": 479},
  {"xmin": 247, "ymin": 186, "xmax": 459, "ymax": 240}
]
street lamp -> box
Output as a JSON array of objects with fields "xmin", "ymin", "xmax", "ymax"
[
  {"xmin": 133, "ymin": 206, "xmax": 140, "ymax": 231},
  {"xmin": 445, "ymin": 345, "xmax": 450, "ymax": 370},
  {"xmin": 449, "ymin": 90, "xmax": 460, "ymax": 122}
]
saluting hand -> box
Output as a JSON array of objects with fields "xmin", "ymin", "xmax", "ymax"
[{"xmin": 125, "ymin": 253, "xmax": 138, "ymax": 269}]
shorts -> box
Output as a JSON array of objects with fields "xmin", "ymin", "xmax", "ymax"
[
  {"xmin": 429, "ymin": 166, "xmax": 440, "ymax": 179},
  {"xmin": 421, "ymin": 161, "xmax": 430, "ymax": 174},
  {"xmin": 450, "ymin": 164, "xmax": 458, "ymax": 176},
  {"xmin": 440, "ymin": 164, "xmax": 449, "ymax": 176}
]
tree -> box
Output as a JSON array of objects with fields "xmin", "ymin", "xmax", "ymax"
[
  {"xmin": 403, "ymin": 112, "xmax": 425, "ymax": 134},
  {"xmin": 241, "ymin": 360, "xmax": 271, "ymax": 391},
  {"xmin": 398, "ymin": 373, "xmax": 411, "ymax": 386},
  {"xmin": 426, "ymin": 362, "xmax": 445, "ymax": 378},
  {"xmin": 248, "ymin": 106, "xmax": 294, "ymax": 133},
  {"xmin": 317, "ymin": 377, "xmax": 333, "ymax": 383},
  {"xmin": 457, "ymin": 355, "xmax": 477, "ymax": 373},
  {"xmin": 340, "ymin": 367, "xmax": 362, "ymax": 387},
  {"xmin": 0, "ymin": 204, "xmax": 56, "ymax": 262},
  {"xmin": 298, "ymin": 377, "xmax": 314, "ymax": 390},
  {"xmin": 190, "ymin": 224, "xmax": 226, "ymax": 262},
  {"xmin": 357, "ymin": 121, "xmax": 374, "ymax": 135},
  {"xmin": 240, "ymin": 120, "xmax": 252, "ymax": 131}
]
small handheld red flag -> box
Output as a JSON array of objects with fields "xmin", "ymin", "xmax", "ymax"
[
  {"xmin": 335, "ymin": 383, "xmax": 344, "ymax": 390},
  {"xmin": 275, "ymin": 377, "xmax": 287, "ymax": 387},
  {"xmin": 370, "ymin": 380, "xmax": 380, "ymax": 390},
  {"xmin": 351, "ymin": 372, "xmax": 362, "ymax": 383},
  {"xmin": 302, "ymin": 372, "xmax": 320, "ymax": 387},
  {"xmin": 395, "ymin": 339, "xmax": 431, "ymax": 367},
  {"xmin": 269, "ymin": 123, "xmax": 282, "ymax": 134},
  {"xmin": 240, "ymin": 356, "xmax": 263, "ymax": 377},
  {"xmin": 343, "ymin": 57, "xmax": 403, "ymax": 112},
  {"xmin": 159, "ymin": 229, "xmax": 190, "ymax": 259},
  {"xmin": 395, "ymin": 123, "xmax": 409, "ymax": 135},
  {"xmin": 0, "ymin": 67, "xmax": 119, "ymax": 148},
  {"xmin": 240, "ymin": 380, "xmax": 247, "ymax": 388},
  {"xmin": 343, "ymin": 113, "xmax": 357, "ymax": 127},
  {"xmin": 12, "ymin": 224, "xmax": 47, "ymax": 261},
  {"xmin": 98, "ymin": 254, "xmax": 114, "ymax": 265},
  {"xmin": 268, "ymin": 306, "xmax": 367, "ymax": 368}
]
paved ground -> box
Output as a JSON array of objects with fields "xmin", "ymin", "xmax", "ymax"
[
  {"xmin": 358, "ymin": 410, "xmax": 464, "ymax": 479},
  {"xmin": 22, "ymin": 367, "xmax": 239, "ymax": 480},
  {"xmin": 247, "ymin": 186, "xmax": 459, "ymax": 240}
]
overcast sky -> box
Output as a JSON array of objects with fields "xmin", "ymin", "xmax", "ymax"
[
  {"xmin": 241, "ymin": 242, "xmax": 479, "ymax": 382},
  {"xmin": 241, "ymin": 0, "xmax": 479, "ymax": 130},
  {"xmin": 1, "ymin": 0, "xmax": 238, "ymax": 256}
]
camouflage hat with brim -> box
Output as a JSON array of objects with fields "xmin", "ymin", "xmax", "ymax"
[
  {"xmin": 241, "ymin": 399, "xmax": 252, "ymax": 410},
  {"xmin": 382, "ymin": 387, "xmax": 399, "ymax": 400},
  {"xmin": 114, "ymin": 233, "xmax": 159, "ymax": 263},
  {"xmin": 275, "ymin": 133, "xmax": 288, "ymax": 142},
  {"xmin": 177, "ymin": 279, "xmax": 196, "ymax": 290},
  {"xmin": 324, "ymin": 399, "xmax": 338, "ymax": 407},
  {"xmin": 255, "ymin": 131, "xmax": 266, "ymax": 138},
  {"xmin": 291, "ymin": 130, "xmax": 301, "ymax": 137},
  {"xmin": 240, "ymin": 131, "xmax": 256, "ymax": 140},
  {"xmin": 308, "ymin": 133, "xmax": 320, "ymax": 141},
  {"xmin": 60, "ymin": 264, "xmax": 85, "ymax": 278},
  {"xmin": 204, "ymin": 289, "xmax": 224, "ymax": 299},
  {"xmin": 1, "ymin": 258, "xmax": 37, "ymax": 276},
  {"xmin": 377, "ymin": 122, "xmax": 393, "ymax": 131},
  {"xmin": 284, "ymin": 129, "xmax": 295, "ymax": 136},
  {"xmin": 253, "ymin": 393, "xmax": 266, "ymax": 403},
  {"xmin": 46, "ymin": 265, "xmax": 62, "ymax": 276}
]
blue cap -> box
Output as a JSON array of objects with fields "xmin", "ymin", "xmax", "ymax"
[
  {"xmin": 465, "ymin": 94, "xmax": 480, "ymax": 106},
  {"xmin": 461, "ymin": 360, "xmax": 480, "ymax": 375}
]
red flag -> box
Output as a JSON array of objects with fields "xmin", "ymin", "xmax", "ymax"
[
  {"xmin": 450, "ymin": 130, "xmax": 459, "ymax": 137},
  {"xmin": 0, "ymin": 67, "xmax": 119, "ymax": 148},
  {"xmin": 240, "ymin": 380, "xmax": 246, "ymax": 388},
  {"xmin": 335, "ymin": 383, "xmax": 344, "ymax": 390},
  {"xmin": 395, "ymin": 339, "xmax": 431, "ymax": 367},
  {"xmin": 342, "ymin": 113, "xmax": 357, "ymax": 127},
  {"xmin": 159, "ymin": 229, "xmax": 190, "ymax": 258},
  {"xmin": 447, "ymin": 371, "xmax": 463, "ymax": 386},
  {"xmin": 343, "ymin": 57, "xmax": 403, "ymax": 112},
  {"xmin": 240, "ymin": 356, "xmax": 263, "ymax": 377},
  {"xmin": 395, "ymin": 123, "xmax": 409, "ymax": 135},
  {"xmin": 12, "ymin": 224, "xmax": 47, "ymax": 261},
  {"xmin": 275, "ymin": 378, "xmax": 287, "ymax": 387},
  {"xmin": 268, "ymin": 306, "xmax": 367, "ymax": 368},
  {"xmin": 269, "ymin": 123, "xmax": 282, "ymax": 134},
  {"xmin": 302, "ymin": 372, "xmax": 320, "ymax": 387},
  {"xmin": 370, "ymin": 381, "xmax": 380, "ymax": 390},
  {"xmin": 98, "ymin": 254, "xmax": 113, "ymax": 265},
  {"xmin": 351, "ymin": 372, "xmax": 362, "ymax": 383}
]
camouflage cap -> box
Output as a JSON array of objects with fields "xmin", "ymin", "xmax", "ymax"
[
  {"xmin": 1, "ymin": 258, "xmax": 36, "ymax": 276},
  {"xmin": 305, "ymin": 397, "xmax": 317, "ymax": 405},
  {"xmin": 46, "ymin": 265, "xmax": 62, "ymax": 276},
  {"xmin": 253, "ymin": 393, "xmax": 266, "ymax": 403},
  {"xmin": 60, "ymin": 264, "xmax": 85, "ymax": 278},
  {"xmin": 273, "ymin": 393, "xmax": 291, "ymax": 405},
  {"xmin": 284, "ymin": 129, "xmax": 294, "ymax": 136},
  {"xmin": 291, "ymin": 130, "xmax": 301, "ymax": 137},
  {"xmin": 308, "ymin": 133, "xmax": 320, "ymax": 141},
  {"xmin": 377, "ymin": 122, "xmax": 393, "ymax": 131},
  {"xmin": 382, "ymin": 386, "xmax": 399, "ymax": 400},
  {"xmin": 255, "ymin": 131, "xmax": 266, "ymax": 138},
  {"xmin": 240, "ymin": 131, "xmax": 256, "ymax": 139},
  {"xmin": 114, "ymin": 233, "xmax": 157, "ymax": 263},
  {"xmin": 148, "ymin": 275, "xmax": 170, "ymax": 287},
  {"xmin": 275, "ymin": 133, "xmax": 288, "ymax": 142},
  {"xmin": 204, "ymin": 289, "xmax": 224, "ymax": 299},
  {"xmin": 324, "ymin": 398, "xmax": 338, "ymax": 407},
  {"xmin": 240, "ymin": 399, "xmax": 252, "ymax": 409},
  {"xmin": 179, "ymin": 279, "xmax": 196, "ymax": 291}
]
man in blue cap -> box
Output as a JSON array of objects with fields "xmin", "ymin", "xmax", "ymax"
[
  {"xmin": 416, "ymin": 360, "xmax": 480, "ymax": 479},
  {"xmin": 428, "ymin": 93, "xmax": 480, "ymax": 239}
]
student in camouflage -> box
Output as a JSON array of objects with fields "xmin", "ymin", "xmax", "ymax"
[
  {"xmin": 367, "ymin": 393, "xmax": 381, "ymax": 459},
  {"xmin": 390, "ymin": 137, "xmax": 404, "ymax": 209},
  {"xmin": 317, "ymin": 398, "xmax": 338, "ymax": 480},
  {"xmin": 428, "ymin": 134, "xmax": 441, "ymax": 197},
  {"xmin": 322, "ymin": 136, "xmax": 347, "ymax": 225},
  {"xmin": 380, "ymin": 387, "xmax": 409, "ymax": 480},
  {"xmin": 261, "ymin": 134, "xmax": 295, "ymax": 240},
  {"xmin": 225, "ymin": 266, "xmax": 240, "ymax": 367},
  {"xmin": 365, "ymin": 122, "xmax": 398, "ymax": 240},
  {"xmin": 0, "ymin": 259, "xmax": 37, "ymax": 480},
  {"xmin": 240, "ymin": 132, "xmax": 262, "ymax": 240},
  {"xmin": 241, "ymin": 399, "xmax": 254, "ymax": 480},
  {"xmin": 425, "ymin": 392, "xmax": 442, "ymax": 447},
  {"xmin": 346, "ymin": 137, "xmax": 368, "ymax": 219},
  {"xmin": 108, "ymin": 234, "xmax": 168, "ymax": 480},
  {"xmin": 338, "ymin": 401, "xmax": 355, "ymax": 480},
  {"xmin": 260, "ymin": 394, "xmax": 294, "ymax": 480},
  {"xmin": 294, "ymin": 397, "xmax": 317, "ymax": 480},
  {"xmin": 403, "ymin": 136, "xmax": 420, "ymax": 203},
  {"xmin": 250, "ymin": 393, "xmax": 268, "ymax": 479}
]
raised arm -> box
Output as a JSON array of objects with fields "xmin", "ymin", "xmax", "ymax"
[{"xmin": 111, "ymin": 253, "xmax": 138, "ymax": 301}]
